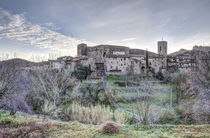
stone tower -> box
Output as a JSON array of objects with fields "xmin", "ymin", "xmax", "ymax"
[
  {"xmin": 77, "ymin": 43, "xmax": 87, "ymax": 57},
  {"xmin": 158, "ymin": 41, "xmax": 168, "ymax": 69},
  {"xmin": 158, "ymin": 41, "xmax": 167, "ymax": 56}
]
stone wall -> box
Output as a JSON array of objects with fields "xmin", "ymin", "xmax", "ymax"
[{"xmin": 105, "ymin": 56, "xmax": 131, "ymax": 74}]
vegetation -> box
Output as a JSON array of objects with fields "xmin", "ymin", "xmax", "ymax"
[
  {"xmin": 76, "ymin": 81, "xmax": 110, "ymax": 105},
  {"xmin": 102, "ymin": 121, "xmax": 121, "ymax": 134},
  {"xmin": 0, "ymin": 52, "xmax": 210, "ymax": 137},
  {"xmin": 59, "ymin": 102, "xmax": 129, "ymax": 125},
  {"xmin": 72, "ymin": 64, "xmax": 91, "ymax": 82},
  {"xmin": 28, "ymin": 69, "xmax": 75, "ymax": 114},
  {"xmin": 0, "ymin": 111, "xmax": 209, "ymax": 138},
  {"xmin": 168, "ymin": 71, "xmax": 188, "ymax": 103}
]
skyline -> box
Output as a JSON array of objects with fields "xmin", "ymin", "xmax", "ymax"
[{"xmin": 0, "ymin": 0, "xmax": 210, "ymax": 61}]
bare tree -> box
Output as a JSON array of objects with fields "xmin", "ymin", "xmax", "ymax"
[
  {"xmin": 193, "ymin": 99, "xmax": 210, "ymax": 124},
  {"xmin": 0, "ymin": 63, "xmax": 20, "ymax": 114},
  {"xmin": 135, "ymin": 80, "xmax": 153, "ymax": 125},
  {"xmin": 0, "ymin": 65, "xmax": 17, "ymax": 98},
  {"xmin": 169, "ymin": 71, "xmax": 187, "ymax": 103},
  {"xmin": 190, "ymin": 51, "xmax": 210, "ymax": 124},
  {"xmin": 194, "ymin": 51, "xmax": 210, "ymax": 89},
  {"xmin": 28, "ymin": 69, "xmax": 75, "ymax": 112}
]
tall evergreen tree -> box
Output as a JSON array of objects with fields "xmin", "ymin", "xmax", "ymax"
[{"xmin": 146, "ymin": 49, "xmax": 149, "ymax": 71}]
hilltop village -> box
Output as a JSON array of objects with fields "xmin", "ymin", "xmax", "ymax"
[{"xmin": 31, "ymin": 41, "xmax": 210, "ymax": 75}]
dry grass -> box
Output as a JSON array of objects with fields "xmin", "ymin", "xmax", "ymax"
[
  {"xmin": 0, "ymin": 112, "xmax": 210, "ymax": 138},
  {"xmin": 63, "ymin": 102, "xmax": 128, "ymax": 125},
  {"xmin": 0, "ymin": 121, "xmax": 60, "ymax": 138}
]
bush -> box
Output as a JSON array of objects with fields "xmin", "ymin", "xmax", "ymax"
[
  {"xmin": 179, "ymin": 100, "xmax": 196, "ymax": 124},
  {"xmin": 102, "ymin": 121, "xmax": 120, "ymax": 135}
]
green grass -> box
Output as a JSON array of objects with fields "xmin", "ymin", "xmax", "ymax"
[
  {"xmin": 107, "ymin": 75, "xmax": 123, "ymax": 82},
  {"xmin": 0, "ymin": 112, "xmax": 209, "ymax": 138}
]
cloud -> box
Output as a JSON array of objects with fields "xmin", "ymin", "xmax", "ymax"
[
  {"xmin": 44, "ymin": 22, "xmax": 61, "ymax": 30},
  {"xmin": 106, "ymin": 37, "xmax": 138, "ymax": 47},
  {"xmin": 0, "ymin": 8, "xmax": 95, "ymax": 56}
]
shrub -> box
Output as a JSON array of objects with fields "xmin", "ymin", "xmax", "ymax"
[
  {"xmin": 182, "ymin": 109, "xmax": 195, "ymax": 124},
  {"xmin": 102, "ymin": 121, "xmax": 120, "ymax": 135},
  {"xmin": 179, "ymin": 100, "xmax": 196, "ymax": 124}
]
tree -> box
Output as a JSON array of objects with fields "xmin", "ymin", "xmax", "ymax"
[
  {"xmin": 146, "ymin": 49, "xmax": 149, "ymax": 73},
  {"xmin": 169, "ymin": 71, "xmax": 187, "ymax": 103},
  {"xmin": 0, "ymin": 64, "xmax": 17, "ymax": 99},
  {"xmin": 77, "ymin": 81, "xmax": 109, "ymax": 106},
  {"xmin": 194, "ymin": 51, "xmax": 210, "ymax": 89},
  {"xmin": 191, "ymin": 51, "xmax": 210, "ymax": 124},
  {"xmin": 135, "ymin": 80, "xmax": 153, "ymax": 125},
  {"xmin": 28, "ymin": 69, "xmax": 75, "ymax": 113},
  {"xmin": 72, "ymin": 64, "xmax": 91, "ymax": 82},
  {"xmin": 0, "ymin": 63, "xmax": 22, "ymax": 115}
]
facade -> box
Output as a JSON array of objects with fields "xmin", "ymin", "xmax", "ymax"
[
  {"xmin": 76, "ymin": 42, "xmax": 162, "ymax": 75},
  {"xmin": 75, "ymin": 42, "xmax": 208, "ymax": 75},
  {"xmin": 35, "ymin": 41, "xmax": 209, "ymax": 76}
]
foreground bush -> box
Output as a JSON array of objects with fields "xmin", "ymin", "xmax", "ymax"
[
  {"xmin": 102, "ymin": 121, "xmax": 120, "ymax": 135},
  {"xmin": 60, "ymin": 102, "xmax": 129, "ymax": 125}
]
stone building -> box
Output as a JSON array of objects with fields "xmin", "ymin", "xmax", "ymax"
[
  {"xmin": 41, "ymin": 41, "xmax": 209, "ymax": 76},
  {"xmin": 77, "ymin": 43, "xmax": 159, "ymax": 75}
]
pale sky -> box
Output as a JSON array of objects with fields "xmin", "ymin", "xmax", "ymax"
[{"xmin": 0, "ymin": 0, "xmax": 210, "ymax": 60}]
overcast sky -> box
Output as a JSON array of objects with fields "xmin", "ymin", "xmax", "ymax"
[{"xmin": 0, "ymin": 0, "xmax": 210, "ymax": 60}]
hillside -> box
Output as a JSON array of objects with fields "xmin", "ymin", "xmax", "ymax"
[
  {"xmin": 168, "ymin": 49, "xmax": 190, "ymax": 56},
  {"xmin": 0, "ymin": 58, "xmax": 38, "ymax": 68}
]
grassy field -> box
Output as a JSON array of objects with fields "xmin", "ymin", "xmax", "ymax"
[
  {"xmin": 0, "ymin": 111, "xmax": 209, "ymax": 138},
  {"xmin": 107, "ymin": 75, "xmax": 175, "ymax": 116}
]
